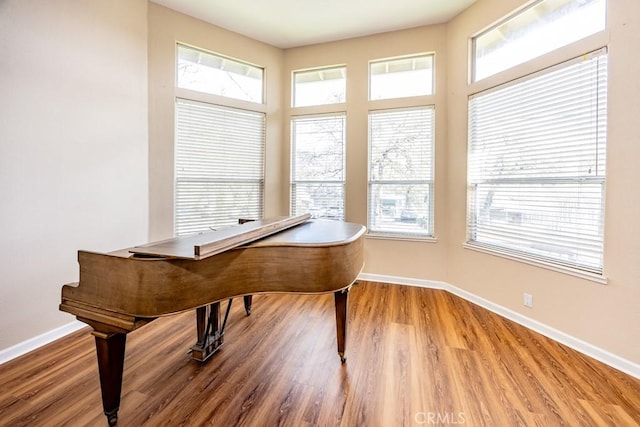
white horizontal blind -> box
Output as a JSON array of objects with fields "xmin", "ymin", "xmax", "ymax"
[
  {"xmin": 291, "ymin": 114, "xmax": 345, "ymax": 220},
  {"xmin": 368, "ymin": 106, "xmax": 435, "ymax": 236},
  {"xmin": 467, "ymin": 51, "xmax": 608, "ymax": 273},
  {"xmin": 175, "ymin": 98, "xmax": 265, "ymax": 235}
]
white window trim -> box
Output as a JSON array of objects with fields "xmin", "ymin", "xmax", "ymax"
[
  {"xmin": 175, "ymin": 87, "xmax": 268, "ymax": 114},
  {"xmin": 366, "ymin": 234, "xmax": 438, "ymax": 243}
]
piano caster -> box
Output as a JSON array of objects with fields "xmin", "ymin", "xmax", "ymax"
[
  {"xmin": 339, "ymin": 353, "xmax": 346, "ymax": 364},
  {"xmin": 105, "ymin": 410, "xmax": 118, "ymax": 426}
]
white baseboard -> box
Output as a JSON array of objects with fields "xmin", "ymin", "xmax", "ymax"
[
  {"xmin": 0, "ymin": 321, "xmax": 86, "ymax": 365},
  {"xmin": 358, "ymin": 273, "xmax": 640, "ymax": 380}
]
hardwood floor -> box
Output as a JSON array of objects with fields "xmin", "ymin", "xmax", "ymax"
[{"xmin": 1, "ymin": 281, "xmax": 639, "ymax": 426}]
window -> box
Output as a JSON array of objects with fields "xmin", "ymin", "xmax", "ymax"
[
  {"xmin": 291, "ymin": 65, "xmax": 347, "ymax": 219},
  {"xmin": 472, "ymin": 0, "xmax": 606, "ymax": 81},
  {"xmin": 177, "ymin": 44, "xmax": 264, "ymax": 103},
  {"xmin": 291, "ymin": 114, "xmax": 346, "ymax": 220},
  {"xmin": 369, "ymin": 54, "xmax": 434, "ymax": 100},
  {"xmin": 175, "ymin": 45, "xmax": 266, "ymax": 236},
  {"xmin": 467, "ymin": 0, "xmax": 609, "ymax": 277},
  {"xmin": 467, "ymin": 51, "xmax": 608, "ymax": 273},
  {"xmin": 367, "ymin": 53, "xmax": 436, "ymax": 238},
  {"xmin": 293, "ymin": 66, "xmax": 346, "ymax": 107},
  {"xmin": 175, "ymin": 99, "xmax": 265, "ymax": 235},
  {"xmin": 368, "ymin": 107, "xmax": 435, "ymax": 237}
]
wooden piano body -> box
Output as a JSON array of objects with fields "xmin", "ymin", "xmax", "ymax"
[{"xmin": 60, "ymin": 216, "xmax": 366, "ymax": 426}]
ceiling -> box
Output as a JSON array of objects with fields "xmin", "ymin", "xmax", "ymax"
[{"xmin": 151, "ymin": 0, "xmax": 477, "ymax": 49}]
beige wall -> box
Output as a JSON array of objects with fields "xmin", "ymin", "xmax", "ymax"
[
  {"xmin": 445, "ymin": 0, "xmax": 640, "ymax": 364},
  {"xmin": 0, "ymin": 0, "xmax": 149, "ymax": 349},
  {"xmin": 147, "ymin": 3, "xmax": 286, "ymax": 241},
  {"xmin": 283, "ymin": 26, "xmax": 451, "ymax": 282}
]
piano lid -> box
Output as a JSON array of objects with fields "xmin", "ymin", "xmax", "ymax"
[{"xmin": 129, "ymin": 214, "xmax": 311, "ymax": 260}]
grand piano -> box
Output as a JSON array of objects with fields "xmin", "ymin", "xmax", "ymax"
[{"xmin": 59, "ymin": 214, "xmax": 366, "ymax": 426}]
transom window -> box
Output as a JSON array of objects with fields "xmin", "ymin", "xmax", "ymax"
[
  {"xmin": 472, "ymin": 0, "xmax": 606, "ymax": 81},
  {"xmin": 293, "ymin": 66, "xmax": 346, "ymax": 107},
  {"xmin": 369, "ymin": 54, "xmax": 434, "ymax": 100},
  {"xmin": 177, "ymin": 44, "xmax": 264, "ymax": 103}
]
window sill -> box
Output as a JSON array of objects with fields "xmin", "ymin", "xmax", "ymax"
[
  {"xmin": 462, "ymin": 242, "xmax": 607, "ymax": 285},
  {"xmin": 366, "ymin": 233, "xmax": 437, "ymax": 243}
]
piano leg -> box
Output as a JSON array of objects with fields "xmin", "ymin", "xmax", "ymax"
[
  {"xmin": 334, "ymin": 287, "xmax": 350, "ymax": 364},
  {"xmin": 243, "ymin": 295, "xmax": 253, "ymax": 315},
  {"xmin": 195, "ymin": 305, "xmax": 208, "ymax": 349},
  {"xmin": 93, "ymin": 331, "xmax": 126, "ymax": 426}
]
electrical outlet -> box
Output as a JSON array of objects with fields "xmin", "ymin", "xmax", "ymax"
[{"xmin": 523, "ymin": 293, "xmax": 533, "ymax": 308}]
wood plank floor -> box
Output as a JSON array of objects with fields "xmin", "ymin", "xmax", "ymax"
[{"xmin": 1, "ymin": 281, "xmax": 639, "ymax": 426}]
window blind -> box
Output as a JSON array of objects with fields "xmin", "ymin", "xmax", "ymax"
[
  {"xmin": 467, "ymin": 50, "xmax": 608, "ymax": 273},
  {"xmin": 175, "ymin": 98, "xmax": 265, "ymax": 235},
  {"xmin": 291, "ymin": 114, "xmax": 345, "ymax": 220},
  {"xmin": 368, "ymin": 106, "xmax": 435, "ymax": 237}
]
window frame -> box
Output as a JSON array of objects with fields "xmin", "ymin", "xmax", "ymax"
[
  {"xmin": 368, "ymin": 53, "xmax": 435, "ymax": 101},
  {"xmin": 173, "ymin": 43, "xmax": 267, "ymax": 236},
  {"xmin": 176, "ymin": 43, "xmax": 265, "ymax": 105},
  {"xmin": 367, "ymin": 106, "xmax": 436, "ymax": 239},
  {"xmin": 365, "ymin": 52, "xmax": 438, "ymax": 241},
  {"xmin": 290, "ymin": 112, "xmax": 347, "ymax": 221},
  {"xmin": 465, "ymin": 1, "xmax": 609, "ymax": 282},
  {"xmin": 292, "ymin": 65, "xmax": 347, "ymax": 108},
  {"xmin": 471, "ymin": 0, "xmax": 607, "ymax": 82}
]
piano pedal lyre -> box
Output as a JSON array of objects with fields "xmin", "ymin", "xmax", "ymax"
[
  {"xmin": 191, "ymin": 299, "xmax": 232, "ymax": 362},
  {"xmin": 190, "ymin": 295, "xmax": 253, "ymax": 362}
]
